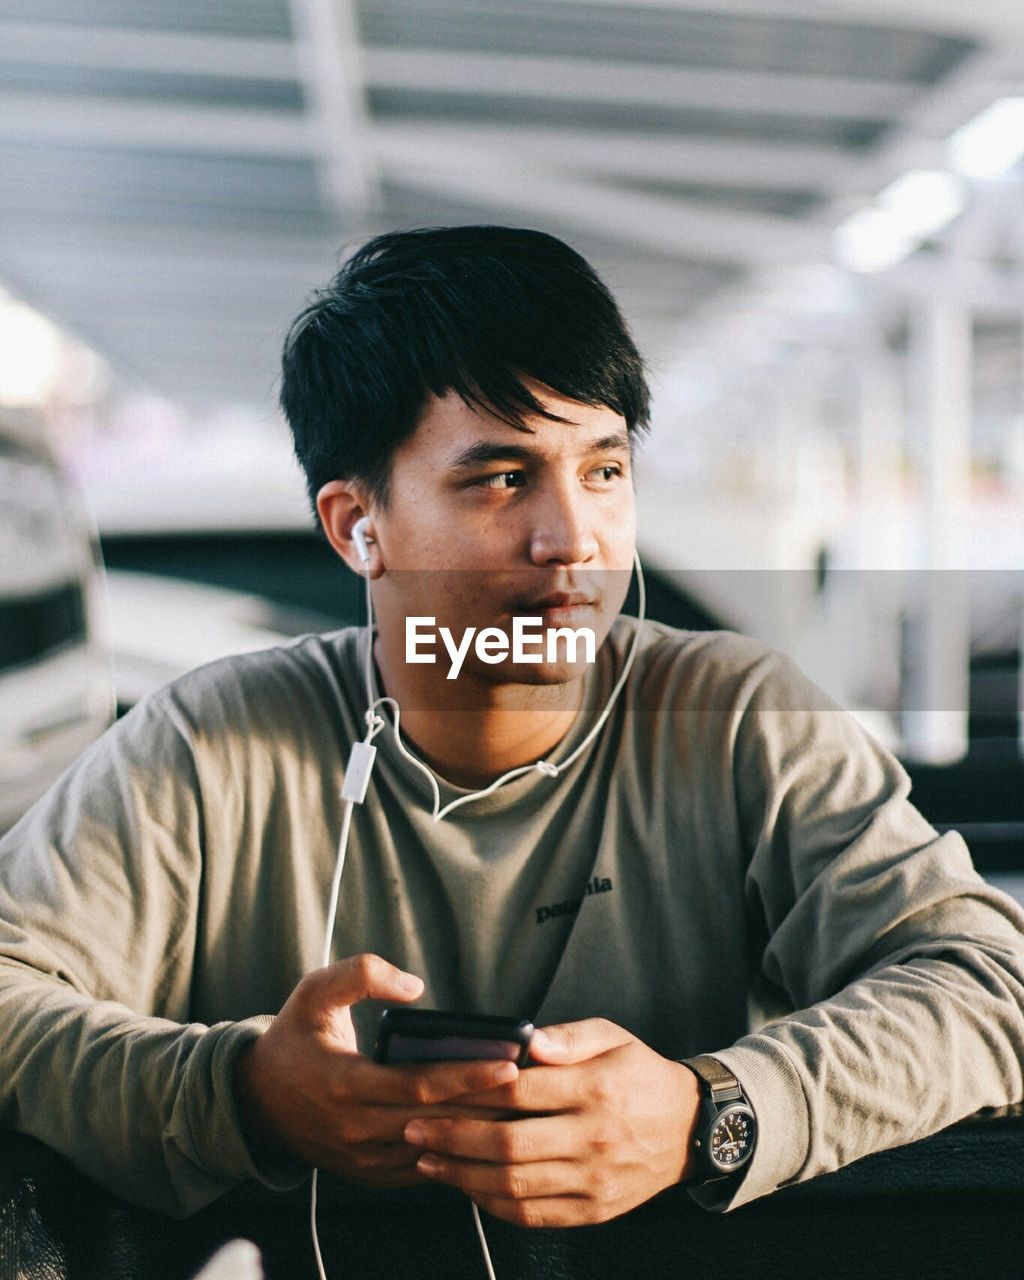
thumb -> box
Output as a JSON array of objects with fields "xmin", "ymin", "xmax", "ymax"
[
  {"xmin": 300, "ymin": 953, "xmax": 423, "ymax": 1031},
  {"xmin": 531, "ymin": 1017, "xmax": 633, "ymax": 1065}
]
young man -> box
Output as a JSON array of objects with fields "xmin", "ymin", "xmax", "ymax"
[{"xmin": 0, "ymin": 226, "xmax": 1022, "ymax": 1227}]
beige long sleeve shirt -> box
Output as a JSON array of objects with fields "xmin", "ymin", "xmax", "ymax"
[{"xmin": 1, "ymin": 618, "xmax": 1022, "ymax": 1216}]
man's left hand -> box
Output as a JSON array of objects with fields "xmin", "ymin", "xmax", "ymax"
[{"xmin": 402, "ymin": 1017, "xmax": 701, "ymax": 1227}]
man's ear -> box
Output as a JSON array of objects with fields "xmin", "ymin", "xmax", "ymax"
[{"xmin": 316, "ymin": 481, "xmax": 384, "ymax": 578}]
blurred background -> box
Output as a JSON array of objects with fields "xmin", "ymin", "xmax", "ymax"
[{"xmin": 1, "ymin": 0, "xmax": 1022, "ymax": 882}]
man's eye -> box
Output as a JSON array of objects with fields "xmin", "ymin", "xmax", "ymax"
[
  {"xmin": 590, "ymin": 465, "xmax": 624, "ymax": 483},
  {"xmin": 480, "ymin": 471, "xmax": 525, "ymax": 490}
]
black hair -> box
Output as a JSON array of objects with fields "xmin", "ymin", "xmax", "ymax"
[{"xmin": 279, "ymin": 225, "xmax": 650, "ymax": 517}]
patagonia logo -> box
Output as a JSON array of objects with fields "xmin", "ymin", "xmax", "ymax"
[{"xmin": 536, "ymin": 876, "xmax": 614, "ymax": 924}]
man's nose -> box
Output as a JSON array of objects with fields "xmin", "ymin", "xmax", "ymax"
[{"xmin": 528, "ymin": 483, "xmax": 599, "ymax": 566}]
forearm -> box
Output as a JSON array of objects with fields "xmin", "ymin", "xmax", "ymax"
[
  {"xmin": 0, "ymin": 973, "xmax": 296, "ymax": 1217},
  {"xmin": 707, "ymin": 934, "xmax": 1024, "ymax": 1211},
  {"xmin": 725, "ymin": 656, "xmax": 1024, "ymax": 1210}
]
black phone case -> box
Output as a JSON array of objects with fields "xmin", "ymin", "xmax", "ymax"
[{"xmin": 374, "ymin": 1007, "xmax": 534, "ymax": 1065}]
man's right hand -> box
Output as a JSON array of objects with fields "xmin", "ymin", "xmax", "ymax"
[{"xmin": 232, "ymin": 953, "xmax": 519, "ymax": 1187}]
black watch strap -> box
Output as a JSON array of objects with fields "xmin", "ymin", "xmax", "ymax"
[{"xmin": 683, "ymin": 1054, "xmax": 743, "ymax": 1102}]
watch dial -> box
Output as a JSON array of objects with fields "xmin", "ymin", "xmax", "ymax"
[{"xmin": 709, "ymin": 1106, "xmax": 755, "ymax": 1171}]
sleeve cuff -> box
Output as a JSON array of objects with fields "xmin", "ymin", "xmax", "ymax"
[
  {"xmin": 684, "ymin": 1036, "xmax": 810, "ymax": 1213},
  {"xmin": 168, "ymin": 1016, "xmax": 310, "ymax": 1214}
]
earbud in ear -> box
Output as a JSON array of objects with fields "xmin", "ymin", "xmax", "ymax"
[{"xmin": 352, "ymin": 516, "xmax": 375, "ymax": 565}]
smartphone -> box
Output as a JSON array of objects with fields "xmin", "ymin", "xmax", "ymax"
[{"xmin": 375, "ymin": 1008, "xmax": 534, "ymax": 1066}]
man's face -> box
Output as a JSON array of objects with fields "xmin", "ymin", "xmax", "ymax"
[{"xmin": 370, "ymin": 384, "xmax": 637, "ymax": 691}]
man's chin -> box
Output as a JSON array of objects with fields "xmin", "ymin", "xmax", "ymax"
[{"xmin": 475, "ymin": 657, "xmax": 594, "ymax": 690}]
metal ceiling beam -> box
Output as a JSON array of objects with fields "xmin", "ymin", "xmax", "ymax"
[
  {"xmin": 0, "ymin": 153, "xmax": 831, "ymax": 277},
  {"xmin": 0, "ymin": 21, "xmax": 974, "ymax": 116},
  {"xmin": 4, "ymin": 234, "xmax": 698, "ymax": 343},
  {"xmin": 545, "ymin": 0, "xmax": 1022, "ymax": 39},
  {"xmin": 0, "ymin": 22, "xmax": 299, "ymax": 79},
  {"xmin": 797, "ymin": 0, "xmax": 1023, "ymax": 38},
  {"xmin": 0, "ymin": 93, "xmax": 834, "ymax": 267},
  {"xmin": 386, "ymin": 156, "xmax": 832, "ymax": 264},
  {"xmin": 0, "ymin": 94, "xmax": 860, "ymax": 191},
  {"xmin": 364, "ymin": 48, "xmax": 918, "ymax": 119},
  {"xmin": 0, "ymin": 91, "xmax": 317, "ymax": 157},
  {"xmin": 878, "ymin": 49, "xmax": 1024, "ymax": 167},
  {"xmin": 663, "ymin": 41, "xmax": 1024, "ymax": 368},
  {"xmin": 0, "ymin": 213, "xmax": 343, "ymax": 273},
  {"xmin": 288, "ymin": 0, "xmax": 380, "ymax": 218},
  {"xmin": 373, "ymin": 122, "xmax": 858, "ymax": 192}
]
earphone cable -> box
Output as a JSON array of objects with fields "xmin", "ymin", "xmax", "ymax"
[
  {"xmin": 311, "ymin": 551, "xmax": 647, "ymax": 1278},
  {"xmin": 362, "ymin": 552, "xmax": 647, "ymax": 823}
]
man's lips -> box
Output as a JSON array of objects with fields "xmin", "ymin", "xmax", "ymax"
[
  {"xmin": 512, "ymin": 595, "xmax": 601, "ymax": 630},
  {"xmin": 521, "ymin": 593, "xmax": 597, "ymax": 611}
]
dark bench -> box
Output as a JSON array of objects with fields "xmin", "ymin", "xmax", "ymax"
[{"xmin": 2, "ymin": 1106, "xmax": 1022, "ymax": 1280}]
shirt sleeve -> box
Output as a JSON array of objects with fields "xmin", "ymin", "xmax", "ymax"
[
  {"xmin": 693, "ymin": 649, "xmax": 1024, "ymax": 1212},
  {"xmin": 0, "ymin": 692, "xmax": 305, "ymax": 1217}
]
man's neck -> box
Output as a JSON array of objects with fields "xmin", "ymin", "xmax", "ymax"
[{"xmin": 372, "ymin": 637, "xmax": 586, "ymax": 788}]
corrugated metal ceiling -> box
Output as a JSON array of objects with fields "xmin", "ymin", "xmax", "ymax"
[{"xmin": 0, "ymin": 0, "xmax": 1014, "ymax": 411}]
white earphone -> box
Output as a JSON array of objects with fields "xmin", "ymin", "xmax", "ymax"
[{"xmin": 351, "ymin": 516, "xmax": 374, "ymax": 565}]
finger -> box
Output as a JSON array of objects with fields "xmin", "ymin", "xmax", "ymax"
[
  {"xmin": 456, "ymin": 1063, "xmax": 592, "ymax": 1113},
  {"xmin": 337, "ymin": 1055, "xmax": 520, "ymax": 1107},
  {"xmin": 403, "ymin": 1114, "xmax": 578, "ymax": 1163},
  {"xmin": 529, "ymin": 1018, "xmax": 632, "ymax": 1065},
  {"xmin": 300, "ymin": 954, "xmax": 424, "ymax": 1022},
  {"xmin": 323, "ymin": 1101, "xmax": 513, "ymax": 1144},
  {"xmin": 416, "ymin": 1154, "xmax": 583, "ymax": 1202}
]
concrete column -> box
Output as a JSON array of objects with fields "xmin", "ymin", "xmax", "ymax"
[
  {"xmin": 841, "ymin": 328, "xmax": 906, "ymax": 711},
  {"xmin": 1020, "ymin": 309, "xmax": 1024, "ymax": 760},
  {"xmin": 774, "ymin": 350, "xmax": 835, "ymax": 507},
  {"xmin": 901, "ymin": 289, "xmax": 972, "ymax": 763},
  {"xmin": 853, "ymin": 331, "xmax": 903, "ymax": 564}
]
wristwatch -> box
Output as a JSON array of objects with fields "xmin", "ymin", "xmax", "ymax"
[{"xmin": 681, "ymin": 1054, "xmax": 757, "ymax": 1184}]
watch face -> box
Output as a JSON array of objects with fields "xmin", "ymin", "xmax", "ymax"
[{"xmin": 708, "ymin": 1105, "xmax": 756, "ymax": 1172}]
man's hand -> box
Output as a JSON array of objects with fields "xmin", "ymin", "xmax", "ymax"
[
  {"xmin": 402, "ymin": 1017, "xmax": 702, "ymax": 1226},
  {"xmin": 233, "ymin": 954, "xmax": 519, "ymax": 1188}
]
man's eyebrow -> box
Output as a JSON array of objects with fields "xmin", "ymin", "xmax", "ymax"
[
  {"xmin": 447, "ymin": 432, "xmax": 632, "ymax": 470},
  {"xmin": 587, "ymin": 432, "xmax": 632, "ymax": 455},
  {"xmin": 447, "ymin": 441, "xmax": 536, "ymax": 470}
]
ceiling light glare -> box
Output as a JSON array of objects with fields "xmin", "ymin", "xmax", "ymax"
[
  {"xmin": 834, "ymin": 170, "xmax": 965, "ymax": 274},
  {"xmin": 0, "ymin": 299, "xmax": 62, "ymax": 406},
  {"xmin": 877, "ymin": 169, "xmax": 966, "ymax": 240},
  {"xmin": 834, "ymin": 206, "xmax": 915, "ymax": 274},
  {"xmin": 949, "ymin": 97, "xmax": 1024, "ymax": 179}
]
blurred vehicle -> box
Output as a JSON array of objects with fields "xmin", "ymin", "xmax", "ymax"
[
  {"xmin": 0, "ymin": 420, "xmax": 113, "ymax": 833},
  {"xmin": 103, "ymin": 569, "xmax": 303, "ymax": 710},
  {"xmin": 0, "ymin": 445, "xmax": 330, "ymax": 834}
]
